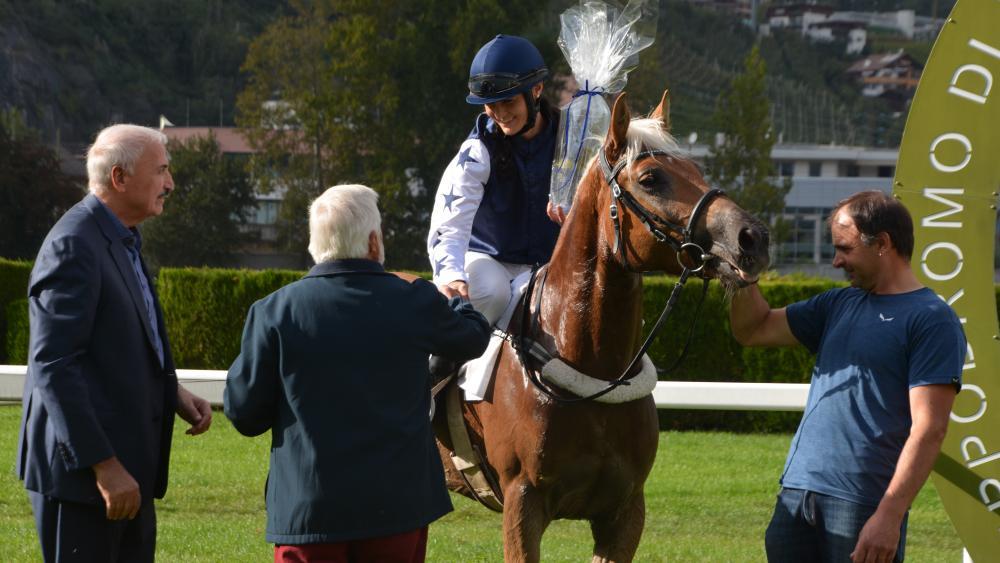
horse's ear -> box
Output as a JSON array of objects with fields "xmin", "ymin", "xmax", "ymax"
[
  {"xmin": 650, "ymin": 89, "xmax": 670, "ymax": 132},
  {"xmin": 606, "ymin": 92, "xmax": 630, "ymax": 161}
]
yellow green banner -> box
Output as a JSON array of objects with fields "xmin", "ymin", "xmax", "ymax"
[{"xmin": 894, "ymin": 0, "xmax": 1000, "ymax": 557}]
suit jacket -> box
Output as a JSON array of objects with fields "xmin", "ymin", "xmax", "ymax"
[
  {"xmin": 17, "ymin": 194, "xmax": 178, "ymax": 505},
  {"xmin": 224, "ymin": 259, "xmax": 490, "ymax": 544}
]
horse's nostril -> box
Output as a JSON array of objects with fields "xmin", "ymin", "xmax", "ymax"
[
  {"xmin": 738, "ymin": 224, "xmax": 770, "ymax": 253},
  {"xmin": 738, "ymin": 226, "xmax": 758, "ymax": 252}
]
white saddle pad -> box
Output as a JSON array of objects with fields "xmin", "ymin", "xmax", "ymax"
[{"xmin": 459, "ymin": 270, "xmax": 532, "ymax": 401}]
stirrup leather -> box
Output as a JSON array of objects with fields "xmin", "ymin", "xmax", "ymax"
[{"xmin": 445, "ymin": 383, "xmax": 504, "ymax": 512}]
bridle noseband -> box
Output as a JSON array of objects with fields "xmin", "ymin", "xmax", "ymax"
[{"xmin": 598, "ymin": 148, "xmax": 724, "ymax": 273}]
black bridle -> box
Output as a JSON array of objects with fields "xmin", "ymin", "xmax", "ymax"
[
  {"xmin": 599, "ymin": 148, "xmax": 724, "ymax": 272},
  {"xmin": 513, "ymin": 147, "xmax": 725, "ymax": 404}
]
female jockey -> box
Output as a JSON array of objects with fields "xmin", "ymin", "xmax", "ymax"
[{"xmin": 427, "ymin": 34, "xmax": 564, "ymax": 326}]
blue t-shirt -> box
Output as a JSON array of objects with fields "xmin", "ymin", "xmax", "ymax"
[{"xmin": 783, "ymin": 286, "xmax": 965, "ymax": 506}]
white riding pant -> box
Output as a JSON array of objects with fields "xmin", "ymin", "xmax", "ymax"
[{"xmin": 465, "ymin": 251, "xmax": 533, "ymax": 326}]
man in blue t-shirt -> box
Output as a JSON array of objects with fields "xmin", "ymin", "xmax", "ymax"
[{"xmin": 730, "ymin": 190, "xmax": 965, "ymax": 563}]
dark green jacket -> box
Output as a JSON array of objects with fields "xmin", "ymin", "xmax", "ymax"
[{"xmin": 224, "ymin": 259, "xmax": 490, "ymax": 544}]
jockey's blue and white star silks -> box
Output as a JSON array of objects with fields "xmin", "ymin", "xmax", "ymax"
[{"xmin": 427, "ymin": 113, "xmax": 560, "ymax": 303}]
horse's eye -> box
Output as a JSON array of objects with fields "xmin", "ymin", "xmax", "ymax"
[{"xmin": 638, "ymin": 169, "xmax": 670, "ymax": 190}]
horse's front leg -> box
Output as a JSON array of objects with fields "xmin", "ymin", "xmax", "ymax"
[
  {"xmin": 590, "ymin": 492, "xmax": 645, "ymax": 563},
  {"xmin": 502, "ymin": 479, "xmax": 552, "ymax": 563}
]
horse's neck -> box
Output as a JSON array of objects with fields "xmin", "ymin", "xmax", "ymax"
[{"xmin": 539, "ymin": 195, "xmax": 645, "ymax": 381}]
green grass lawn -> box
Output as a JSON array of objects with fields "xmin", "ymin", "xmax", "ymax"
[{"xmin": 0, "ymin": 406, "xmax": 963, "ymax": 561}]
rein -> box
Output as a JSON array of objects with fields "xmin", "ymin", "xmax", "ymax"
[{"xmin": 514, "ymin": 149, "xmax": 723, "ymax": 404}]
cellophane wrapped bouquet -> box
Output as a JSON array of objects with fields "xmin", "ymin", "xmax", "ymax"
[{"xmin": 549, "ymin": 0, "xmax": 657, "ymax": 211}]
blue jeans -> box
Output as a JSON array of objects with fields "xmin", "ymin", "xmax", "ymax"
[{"xmin": 765, "ymin": 488, "xmax": 907, "ymax": 562}]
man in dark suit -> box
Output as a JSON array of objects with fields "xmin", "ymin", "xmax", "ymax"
[
  {"xmin": 225, "ymin": 184, "xmax": 490, "ymax": 563},
  {"xmin": 17, "ymin": 124, "xmax": 213, "ymax": 562}
]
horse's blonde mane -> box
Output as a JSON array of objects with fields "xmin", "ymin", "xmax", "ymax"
[
  {"xmin": 582, "ymin": 116, "xmax": 686, "ymax": 182},
  {"xmin": 621, "ymin": 118, "xmax": 685, "ymax": 179}
]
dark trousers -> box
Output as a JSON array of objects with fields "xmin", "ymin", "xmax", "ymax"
[
  {"xmin": 29, "ymin": 491, "xmax": 156, "ymax": 563},
  {"xmin": 275, "ymin": 526, "xmax": 428, "ymax": 563}
]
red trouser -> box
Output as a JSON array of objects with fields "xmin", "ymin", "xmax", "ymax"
[{"xmin": 274, "ymin": 526, "xmax": 428, "ymax": 563}]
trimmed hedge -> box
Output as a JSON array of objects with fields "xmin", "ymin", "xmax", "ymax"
[
  {"xmin": 4, "ymin": 261, "xmax": 1000, "ymax": 432},
  {"xmin": 157, "ymin": 268, "xmax": 304, "ymax": 369},
  {"xmin": 642, "ymin": 278, "xmax": 843, "ymax": 432},
  {"xmin": 5, "ymin": 299, "xmax": 28, "ymax": 364},
  {"xmin": 0, "ymin": 258, "xmax": 32, "ymax": 363}
]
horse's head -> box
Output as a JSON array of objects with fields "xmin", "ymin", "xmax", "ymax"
[{"xmin": 580, "ymin": 90, "xmax": 770, "ymax": 287}]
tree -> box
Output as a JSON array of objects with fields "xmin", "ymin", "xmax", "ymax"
[
  {"xmin": 141, "ymin": 134, "xmax": 256, "ymax": 269},
  {"xmin": 705, "ymin": 45, "xmax": 790, "ymax": 245},
  {"xmin": 0, "ymin": 110, "xmax": 84, "ymax": 259}
]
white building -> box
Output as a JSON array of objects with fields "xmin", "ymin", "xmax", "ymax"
[
  {"xmin": 689, "ymin": 142, "xmax": 898, "ymax": 274},
  {"xmin": 160, "ymin": 126, "xmax": 301, "ymax": 269},
  {"xmin": 804, "ymin": 21, "xmax": 868, "ymax": 55}
]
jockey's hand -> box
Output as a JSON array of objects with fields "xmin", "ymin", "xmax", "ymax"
[
  {"xmin": 439, "ymin": 280, "xmax": 469, "ymax": 301},
  {"xmin": 547, "ymin": 201, "xmax": 566, "ymax": 225}
]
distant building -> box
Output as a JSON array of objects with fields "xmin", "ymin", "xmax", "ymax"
[
  {"xmin": 827, "ymin": 9, "xmax": 943, "ymax": 40},
  {"xmin": 846, "ymin": 51, "xmax": 923, "ymax": 108},
  {"xmin": 804, "ymin": 20, "xmax": 867, "ymax": 55},
  {"xmin": 765, "ymin": 4, "xmax": 835, "ymax": 31},
  {"xmin": 760, "ymin": 5, "xmax": 945, "ymax": 55},
  {"xmin": 160, "ymin": 125, "xmax": 300, "ymax": 269},
  {"xmin": 688, "ymin": 142, "xmax": 897, "ymax": 275}
]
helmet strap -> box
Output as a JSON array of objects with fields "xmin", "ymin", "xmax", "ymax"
[{"xmin": 511, "ymin": 92, "xmax": 541, "ymax": 137}]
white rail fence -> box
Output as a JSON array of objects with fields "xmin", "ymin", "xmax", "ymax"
[{"xmin": 0, "ymin": 365, "xmax": 809, "ymax": 410}]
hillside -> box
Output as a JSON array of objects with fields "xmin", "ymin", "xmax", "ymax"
[
  {"xmin": 0, "ymin": 0, "xmax": 283, "ymax": 146},
  {"xmin": 0, "ymin": 0, "xmax": 936, "ymax": 150},
  {"xmin": 627, "ymin": 2, "xmax": 939, "ymax": 147}
]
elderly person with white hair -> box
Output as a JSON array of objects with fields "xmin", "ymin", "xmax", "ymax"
[
  {"xmin": 18, "ymin": 124, "xmax": 213, "ymax": 562},
  {"xmin": 225, "ymin": 184, "xmax": 490, "ymax": 563}
]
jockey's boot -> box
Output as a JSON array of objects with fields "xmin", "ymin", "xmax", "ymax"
[{"xmin": 428, "ymin": 354, "xmax": 460, "ymax": 387}]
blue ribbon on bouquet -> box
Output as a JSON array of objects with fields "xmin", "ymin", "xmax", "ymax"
[{"xmin": 554, "ymin": 80, "xmax": 606, "ymax": 197}]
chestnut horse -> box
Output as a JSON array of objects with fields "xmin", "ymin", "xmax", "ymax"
[{"xmin": 435, "ymin": 91, "xmax": 770, "ymax": 562}]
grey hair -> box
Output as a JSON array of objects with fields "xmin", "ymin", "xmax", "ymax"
[
  {"xmin": 308, "ymin": 184, "xmax": 382, "ymax": 264},
  {"xmin": 87, "ymin": 124, "xmax": 169, "ymax": 194}
]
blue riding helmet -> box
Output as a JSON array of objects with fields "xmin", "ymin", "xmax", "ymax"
[{"xmin": 467, "ymin": 35, "xmax": 548, "ymax": 105}]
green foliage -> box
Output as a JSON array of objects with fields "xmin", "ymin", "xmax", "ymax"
[
  {"xmin": 0, "ymin": 120, "xmax": 85, "ymax": 260},
  {"xmin": 157, "ymin": 267, "xmax": 303, "ymax": 369},
  {"xmin": 142, "ymin": 134, "xmax": 256, "ymax": 269},
  {"xmin": 0, "ymin": 108, "xmax": 39, "ymax": 142},
  {"xmin": 705, "ymin": 45, "xmax": 791, "ymax": 241},
  {"xmin": 1, "ymin": 0, "xmax": 284, "ymax": 143},
  {"xmin": 0, "ymin": 258, "xmax": 32, "ymax": 363},
  {"xmin": 5, "ymin": 299, "xmax": 28, "ymax": 364}
]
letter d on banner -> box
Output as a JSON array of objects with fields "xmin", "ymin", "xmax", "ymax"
[{"xmin": 894, "ymin": 0, "xmax": 1000, "ymax": 557}]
